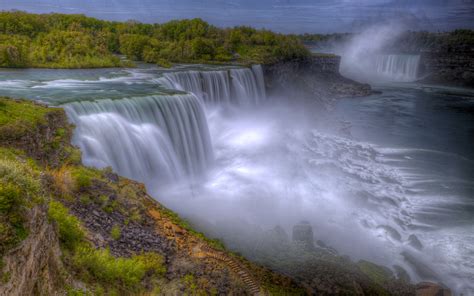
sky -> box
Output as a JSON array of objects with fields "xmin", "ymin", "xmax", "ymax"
[{"xmin": 1, "ymin": 0, "xmax": 473, "ymax": 33}]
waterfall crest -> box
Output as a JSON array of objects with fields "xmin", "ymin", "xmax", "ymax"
[
  {"xmin": 64, "ymin": 94, "xmax": 213, "ymax": 185},
  {"xmin": 161, "ymin": 65, "xmax": 266, "ymax": 104},
  {"xmin": 374, "ymin": 54, "xmax": 420, "ymax": 82}
]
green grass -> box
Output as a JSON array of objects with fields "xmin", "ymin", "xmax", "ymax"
[
  {"xmin": 357, "ymin": 260, "xmax": 393, "ymax": 285},
  {"xmin": 0, "ymin": 147, "xmax": 43, "ymax": 256},
  {"xmin": 0, "ymin": 97, "xmax": 50, "ymax": 133},
  {"xmin": 70, "ymin": 166, "xmax": 102, "ymax": 190},
  {"xmin": 159, "ymin": 206, "xmax": 226, "ymax": 251},
  {"xmin": 110, "ymin": 225, "xmax": 121, "ymax": 240},
  {"xmin": 30, "ymin": 56, "xmax": 124, "ymax": 69},
  {"xmin": 48, "ymin": 200, "xmax": 84, "ymax": 251},
  {"xmin": 73, "ymin": 247, "xmax": 165, "ymax": 292}
]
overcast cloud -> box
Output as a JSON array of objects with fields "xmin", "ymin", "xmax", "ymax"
[{"xmin": 1, "ymin": 0, "xmax": 473, "ymax": 33}]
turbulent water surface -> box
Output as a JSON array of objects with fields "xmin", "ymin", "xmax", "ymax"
[{"xmin": 1, "ymin": 64, "xmax": 473, "ymax": 294}]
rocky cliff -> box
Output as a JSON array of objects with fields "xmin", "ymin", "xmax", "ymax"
[
  {"xmin": 262, "ymin": 55, "xmax": 372, "ymax": 104},
  {"xmin": 419, "ymin": 51, "xmax": 474, "ymax": 88}
]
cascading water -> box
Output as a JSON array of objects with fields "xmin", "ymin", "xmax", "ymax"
[
  {"xmin": 374, "ymin": 54, "xmax": 420, "ymax": 82},
  {"xmin": 160, "ymin": 65, "xmax": 266, "ymax": 105},
  {"xmin": 2, "ymin": 64, "xmax": 472, "ymax": 294},
  {"xmin": 230, "ymin": 67, "xmax": 263, "ymax": 105},
  {"xmin": 64, "ymin": 94, "xmax": 213, "ymax": 188}
]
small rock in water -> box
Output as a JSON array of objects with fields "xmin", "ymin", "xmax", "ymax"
[
  {"xmin": 408, "ymin": 234, "xmax": 423, "ymax": 251},
  {"xmin": 292, "ymin": 220, "xmax": 315, "ymax": 250}
]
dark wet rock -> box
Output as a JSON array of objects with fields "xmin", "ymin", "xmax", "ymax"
[
  {"xmin": 263, "ymin": 55, "xmax": 373, "ymax": 105},
  {"xmin": 416, "ymin": 282, "xmax": 452, "ymax": 296},
  {"xmin": 69, "ymin": 199, "xmax": 173, "ymax": 258},
  {"xmin": 104, "ymin": 170, "xmax": 120, "ymax": 183},
  {"xmin": 292, "ymin": 220, "xmax": 315, "ymax": 250},
  {"xmin": 255, "ymin": 225, "xmax": 291, "ymax": 254},
  {"xmin": 419, "ymin": 51, "xmax": 474, "ymax": 88},
  {"xmin": 377, "ymin": 225, "xmax": 402, "ymax": 241},
  {"xmin": 402, "ymin": 251, "xmax": 442, "ymax": 282},
  {"xmin": 408, "ymin": 234, "xmax": 423, "ymax": 251},
  {"xmin": 393, "ymin": 265, "xmax": 411, "ymax": 282}
]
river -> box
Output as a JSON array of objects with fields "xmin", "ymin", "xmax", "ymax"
[{"xmin": 0, "ymin": 64, "xmax": 472, "ymax": 294}]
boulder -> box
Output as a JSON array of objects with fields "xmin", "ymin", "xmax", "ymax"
[
  {"xmin": 416, "ymin": 282, "xmax": 452, "ymax": 296},
  {"xmin": 292, "ymin": 221, "xmax": 314, "ymax": 250}
]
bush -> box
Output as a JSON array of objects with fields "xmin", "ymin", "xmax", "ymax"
[
  {"xmin": 73, "ymin": 247, "xmax": 165, "ymax": 291},
  {"xmin": 71, "ymin": 166, "xmax": 101, "ymax": 190},
  {"xmin": 0, "ymin": 150, "xmax": 42, "ymax": 255},
  {"xmin": 110, "ymin": 225, "xmax": 121, "ymax": 240},
  {"xmin": 48, "ymin": 200, "xmax": 84, "ymax": 250},
  {"xmin": 0, "ymin": 11, "xmax": 311, "ymax": 68}
]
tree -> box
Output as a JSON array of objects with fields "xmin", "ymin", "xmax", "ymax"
[{"xmin": 119, "ymin": 34, "xmax": 150, "ymax": 60}]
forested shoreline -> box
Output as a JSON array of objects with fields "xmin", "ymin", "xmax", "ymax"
[
  {"xmin": 0, "ymin": 11, "xmax": 309, "ymax": 69},
  {"xmin": 298, "ymin": 29, "xmax": 474, "ymax": 53}
]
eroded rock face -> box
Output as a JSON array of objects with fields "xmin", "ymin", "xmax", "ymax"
[
  {"xmin": 0, "ymin": 206, "xmax": 65, "ymax": 296},
  {"xmin": 416, "ymin": 282, "xmax": 452, "ymax": 296},
  {"xmin": 419, "ymin": 52, "xmax": 474, "ymax": 88},
  {"xmin": 292, "ymin": 220, "xmax": 315, "ymax": 250},
  {"xmin": 262, "ymin": 56, "xmax": 372, "ymax": 104}
]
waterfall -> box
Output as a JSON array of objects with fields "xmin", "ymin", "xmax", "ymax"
[
  {"xmin": 161, "ymin": 65, "xmax": 266, "ymax": 105},
  {"xmin": 252, "ymin": 64, "xmax": 266, "ymax": 99},
  {"xmin": 62, "ymin": 64, "xmax": 265, "ymax": 188},
  {"xmin": 230, "ymin": 68, "xmax": 262, "ymax": 105},
  {"xmin": 201, "ymin": 71, "xmax": 232, "ymax": 103},
  {"xmin": 374, "ymin": 54, "xmax": 420, "ymax": 82},
  {"xmin": 64, "ymin": 94, "xmax": 213, "ymax": 186}
]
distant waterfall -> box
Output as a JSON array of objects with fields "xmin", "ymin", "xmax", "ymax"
[
  {"xmin": 161, "ymin": 65, "xmax": 266, "ymax": 104},
  {"xmin": 374, "ymin": 54, "xmax": 420, "ymax": 82},
  {"xmin": 64, "ymin": 94, "xmax": 213, "ymax": 186}
]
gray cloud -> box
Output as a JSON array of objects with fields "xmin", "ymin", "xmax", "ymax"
[{"xmin": 1, "ymin": 0, "xmax": 473, "ymax": 32}]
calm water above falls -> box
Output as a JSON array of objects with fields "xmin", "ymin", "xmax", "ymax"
[{"xmin": 0, "ymin": 66, "xmax": 473, "ymax": 294}]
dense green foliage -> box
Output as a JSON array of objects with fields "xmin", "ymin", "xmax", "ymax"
[
  {"xmin": 0, "ymin": 11, "xmax": 309, "ymax": 68},
  {"xmin": 48, "ymin": 200, "xmax": 84, "ymax": 250},
  {"xmin": 0, "ymin": 148, "xmax": 42, "ymax": 256}
]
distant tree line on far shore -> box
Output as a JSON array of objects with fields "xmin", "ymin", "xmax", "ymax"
[
  {"xmin": 0, "ymin": 11, "xmax": 310, "ymax": 68},
  {"xmin": 298, "ymin": 30, "xmax": 474, "ymax": 53}
]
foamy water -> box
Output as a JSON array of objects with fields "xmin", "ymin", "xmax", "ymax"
[{"xmin": 0, "ymin": 66, "xmax": 472, "ymax": 294}]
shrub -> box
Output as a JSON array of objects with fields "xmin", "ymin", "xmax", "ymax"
[
  {"xmin": 110, "ymin": 225, "xmax": 121, "ymax": 240},
  {"xmin": 71, "ymin": 166, "xmax": 100, "ymax": 190},
  {"xmin": 48, "ymin": 200, "xmax": 84, "ymax": 250},
  {"xmin": 50, "ymin": 165, "xmax": 74, "ymax": 199},
  {"xmin": 73, "ymin": 247, "xmax": 165, "ymax": 291},
  {"xmin": 0, "ymin": 150, "xmax": 42, "ymax": 255}
]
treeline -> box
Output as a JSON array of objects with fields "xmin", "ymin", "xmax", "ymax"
[
  {"xmin": 298, "ymin": 33, "xmax": 352, "ymax": 43},
  {"xmin": 0, "ymin": 11, "xmax": 309, "ymax": 68},
  {"xmin": 298, "ymin": 30, "xmax": 474, "ymax": 53},
  {"xmin": 390, "ymin": 29, "xmax": 474, "ymax": 53}
]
